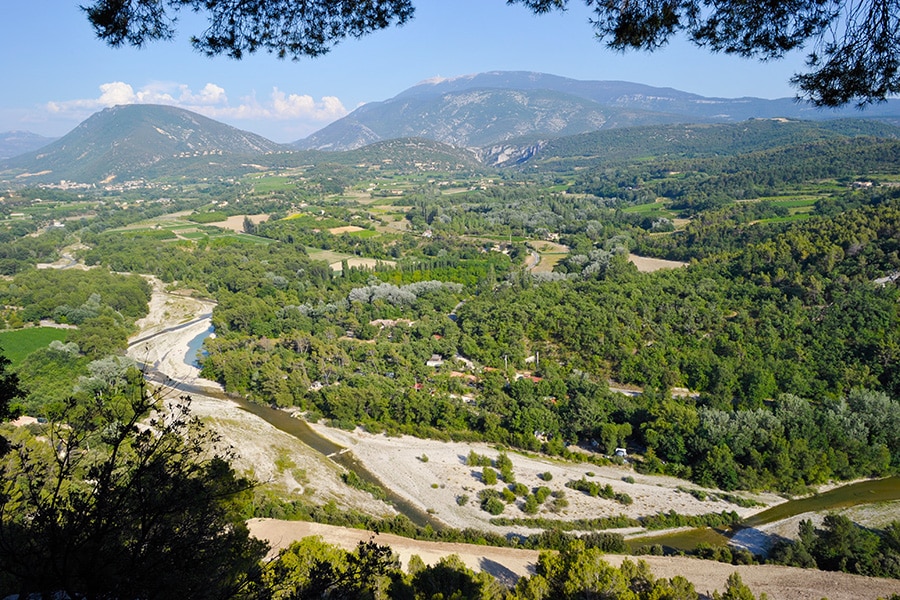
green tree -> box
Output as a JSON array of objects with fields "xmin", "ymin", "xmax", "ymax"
[
  {"xmin": 483, "ymin": 466, "xmax": 498, "ymax": 486},
  {"xmin": 712, "ymin": 572, "xmax": 766, "ymax": 600},
  {"xmin": 0, "ymin": 377, "xmax": 267, "ymax": 599},
  {"xmin": 410, "ymin": 554, "xmax": 505, "ymax": 600},
  {"xmin": 812, "ymin": 514, "xmax": 882, "ymax": 574},
  {"xmin": 0, "ymin": 351, "xmax": 23, "ymax": 423},
  {"xmin": 0, "ymin": 351, "xmax": 25, "ymax": 454},
  {"xmin": 288, "ymin": 537, "xmax": 399, "ymax": 599}
]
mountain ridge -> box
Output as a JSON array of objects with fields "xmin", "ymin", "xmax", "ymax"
[
  {"xmin": 294, "ymin": 71, "xmax": 900, "ymax": 152},
  {"xmin": 4, "ymin": 72, "xmax": 900, "ymax": 183},
  {"xmin": 1, "ymin": 104, "xmax": 290, "ymax": 184},
  {"xmin": 0, "ymin": 131, "xmax": 57, "ymax": 161}
]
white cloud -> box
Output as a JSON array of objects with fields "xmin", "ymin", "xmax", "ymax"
[
  {"xmin": 179, "ymin": 83, "xmax": 228, "ymax": 105},
  {"xmin": 44, "ymin": 82, "xmax": 349, "ymax": 140},
  {"xmin": 270, "ymin": 88, "xmax": 347, "ymax": 121},
  {"xmin": 98, "ymin": 82, "xmax": 138, "ymax": 106}
]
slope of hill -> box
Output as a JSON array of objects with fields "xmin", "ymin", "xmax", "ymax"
[
  {"xmin": 0, "ymin": 131, "xmax": 57, "ymax": 160},
  {"xmin": 510, "ymin": 118, "xmax": 900, "ymax": 169},
  {"xmin": 294, "ymin": 87, "xmax": 690, "ymax": 151},
  {"xmin": 0, "ymin": 104, "xmax": 289, "ymax": 184},
  {"xmin": 316, "ymin": 138, "xmax": 484, "ymax": 171},
  {"xmin": 294, "ymin": 71, "xmax": 900, "ymax": 152}
]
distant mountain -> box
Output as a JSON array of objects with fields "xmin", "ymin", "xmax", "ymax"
[
  {"xmin": 1, "ymin": 104, "xmax": 288, "ymax": 184},
  {"xmin": 294, "ymin": 71, "xmax": 900, "ymax": 152},
  {"xmin": 0, "ymin": 131, "xmax": 57, "ymax": 160}
]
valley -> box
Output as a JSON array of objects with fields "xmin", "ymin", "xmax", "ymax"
[{"xmin": 2, "ymin": 74, "xmax": 900, "ymax": 599}]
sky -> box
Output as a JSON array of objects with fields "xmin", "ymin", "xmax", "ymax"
[{"xmin": 0, "ymin": 1, "xmax": 814, "ymax": 143}]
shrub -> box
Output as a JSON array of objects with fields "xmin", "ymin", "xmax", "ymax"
[
  {"xmin": 478, "ymin": 489, "xmax": 505, "ymax": 515},
  {"xmin": 550, "ymin": 490, "xmax": 569, "ymax": 512},
  {"xmin": 484, "ymin": 498, "xmax": 505, "ymax": 515},
  {"xmin": 482, "ymin": 467, "xmax": 498, "ymax": 486},
  {"xmin": 534, "ymin": 486, "xmax": 552, "ymax": 504},
  {"xmin": 614, "ymin": 492, "xmax": 633, "ymax": 505},
  {"xmin": 466, "ymin": 450, "xmax": 491, "ymax": 467},
  {"xmin": 496, "ymin": 451, "xmax": 513, "ymax": 472}
]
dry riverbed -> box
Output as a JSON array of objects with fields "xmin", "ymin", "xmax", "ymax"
[{"xmin": 304, "ymin": 423, "xmax": 779, "ymax": 536}]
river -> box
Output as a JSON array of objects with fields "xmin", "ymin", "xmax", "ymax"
[{"xmin": 627, "ymin": 476, "xmax": 900, "ymax": 553}]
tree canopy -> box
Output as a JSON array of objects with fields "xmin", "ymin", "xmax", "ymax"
[{"xmin": 82, "ymin": 0, "xmax": 899, "ymax": 106}]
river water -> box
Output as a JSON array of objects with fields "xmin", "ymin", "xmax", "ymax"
[
  {"xmin": 627, "ymin": 476, "xmax": 900, "ymax": 553},
  {"xmin": 184, "ymin": 325, "xmax": 213, "ymax": 367}
]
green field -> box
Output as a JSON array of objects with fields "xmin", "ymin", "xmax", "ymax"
[
  {"xmin": 282, "ymin": 213, "xmax": 348, "ymax": 229},
  {"xmin": 0, "ymin": 327, "xmax": 71, "ymax": 365},
  {"xmin": 246, "ymin": 176, "xmax": 295, "ymax": 193},
  {"xmin": 622, "ymin": 202, "xmax": 677, "ymax": 219},
  {"xmin": 304, "ymin": 247, "xmax": 357, "ymax": 264},
  {"xmin": 110, "ymin": 217, "xmax": 272, "ymax": 244},
  {"xmin": 348, "ymin": 229, "xmax": 381, "ymax": 239}
]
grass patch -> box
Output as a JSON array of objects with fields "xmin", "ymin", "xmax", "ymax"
[
  {"xmin": 348, "ymin": 229, "xmax": 381, "ymax": 239},
  {"xmin": 247, "ymin": 176, "xmax": 294, "ymax": 193},
  {"xmin": 0, "ymin": 328, "xmax": 70, "ymax": 365},
  {"xmin": 216, "ymin": 233, "xmax": 273, "ymax": 244},
  {"xmin": 305, "ymin": 247, "xmax": 355, "ymax": 264},
  {"xmin": 187, "ymin": 211, "xmax": 229, "ymax": 223},
  {"xmin": 622, "ymin": 202, "xmax": 677, "ymax": 219}
]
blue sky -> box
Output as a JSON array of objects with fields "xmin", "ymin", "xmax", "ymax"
[{"xmin": 1, "ymin": 1, "xmax": 813, "ymax": 142}]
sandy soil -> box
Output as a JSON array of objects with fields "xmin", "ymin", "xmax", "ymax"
[
  {"xmin": 304, "ymin": 424, "xmax": 781, "ymax": 535},
  {"xmin": 249, "ymin": 519, "xmax": 537, "ymax": 586},
  {"xmin": 207, "ymin": 214, "xmax": 269, "ymax": 233},
  {"xmin": 530, "ymin": 241, "xmax": 569, "ymax": 254},
  {"xmin": 248, "ymin": 519, "xmax": 900, "ymax": 600},
  {"xmin": 329, "ymin": 257, "xmax": 396, "ymax": 271},
  {"xmin": 185, "ymin": 395, "xmax": 396, "ymax": 516},
  {"xmin": 628, "ymin": 253, "xmax": 689, "ymax": 272},
  {"xmin": 328, "ymin": 225, "xmax": 365, "ymax": 234}
]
